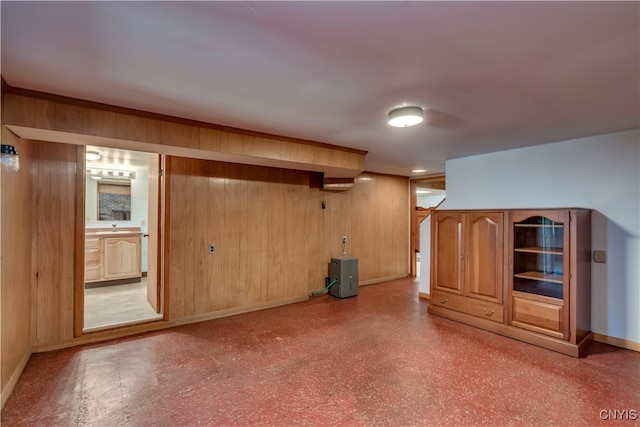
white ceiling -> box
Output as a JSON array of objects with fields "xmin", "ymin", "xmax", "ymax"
[{"xmin": 2, "ymin": 1, "xmax": 638, "ymax": 177}]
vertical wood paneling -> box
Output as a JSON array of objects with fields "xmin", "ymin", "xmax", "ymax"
[
  {"xmin": 1, "ymin": 129, "xmax": 33, "ymax": 394},
  {"xmin": 193, "ymin": 160, "xmax": 210, "ymax": 314},
  {"xmin": 224, "ymin": 163, "xmax": 249, "ymax": 308},
  {"xmin": 168, "ymin": 158, "xmax": 187, "ymax": 319},
  {"xmin": 199, "ymin": 128, "xmax": 228, "ymax": 153},
  {"xmin": 116, "ymin": 113, "xmax": 148, "ymax": 141},
  {"xmin": 32, "ymin": 140, "xmax": 77, "ymax": 345},
  {"xmin": 182, "ymin": 159, "xmax": 197, "ymax": 317},
  {"xmin": 54, "ymin": 103, "xmax": 83, "ymax": 133},
  {"xmin": 351, "ymin": 173, "xmax": 409, "ymax": 282},
  {"xmin": 34, "ymin": 142, "xmax": 60, "ymax": 344},
  {"xmin": 58, "ymin": 146, "xmax": 76, "ymax": 342},
  {"xmin": 266, "ymin": 169, "xmax": 287, "ymax": 302},
  {"xmin": 245, "ymin": 167, "xmax": 269, "ymax": 305},
  {"xmin": 2, "ymin": 94, "xmax": 35, "ymax": 126},
  {"xmin": 206, "ymin": 162, "xmax": 226, "ymax": 311},
  {"xmin": 83, "ymin": 109, "xmax": 116, "ymax": 137},
  {"xmin": 34, "ymin": 99, "xmax": 56, "ymax": 130}
]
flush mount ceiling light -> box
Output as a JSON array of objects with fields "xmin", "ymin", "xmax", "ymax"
[
  {"xmin": 387, "ymin": 106, "xmax": 424, "ymax": 127},
  {"xmin": 86, "ymin": 151, "xmax": 101, "ymax": 161},
  {"xmin": 411, "ymin": 169, "xmax": 427, "ymax": 173}
]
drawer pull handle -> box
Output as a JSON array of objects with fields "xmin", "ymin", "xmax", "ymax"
[
  {"xmin": 438, "ymin": 297, "xmax": 448, "ymax": 305},
  {"xmin": 482, "ymin": 308, "xmax": 495, "ymax": 316}
]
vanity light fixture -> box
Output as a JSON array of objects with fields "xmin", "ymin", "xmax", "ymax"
[
  {"xmin": 1, "ymin": 144, "xmax": 19, "ymax": 172},
  {"xmin": 387, "ymin": 106, "xmax": 424, "ymax": 128},
  {"xmin": 86, "ymin": 151, "xmax": 101, "ymax": 161},
  {"xmin": 87, "ymin": 168, "xmax": 136, "ymax": 181}
]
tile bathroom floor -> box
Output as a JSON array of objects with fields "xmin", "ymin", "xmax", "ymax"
[
  {"xmin": 84, "ymin": 279, "xmax": 162, "ymax": 331},
  {"xmin": 2, "ymin": 277, "xmax": 639, "ymax": 426}
]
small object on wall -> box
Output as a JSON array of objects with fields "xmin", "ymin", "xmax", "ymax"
[
  {"xmin": 209, "ymin": 244, "xmax": 215, "ymax": 254},
  {"xmin": 322, "ymin": 200, "xmax": 326, "ymax": 209},
  {"xmin": 1, "ymin": 144, "xmax": 19, "ymax": 172},
  {"xmin": 593, "ymin": 250, "xmax": 607, "ymax": 263}
]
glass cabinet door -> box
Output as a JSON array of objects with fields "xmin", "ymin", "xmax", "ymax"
[{"xmin": 512, "ymin": 216, "xmax": 565, "ymax": 299}]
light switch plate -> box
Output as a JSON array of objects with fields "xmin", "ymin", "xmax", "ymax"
[{"xmin": 593, "ymin": 250, "xmax": 607, "ymax": 263}]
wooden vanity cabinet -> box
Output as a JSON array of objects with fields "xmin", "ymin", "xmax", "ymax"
[
  {"xmin": 103, "ymin": 235, "xmax": 142, "ymax": 280},
  {"xmin": 84, "ymin": 230, "xmax": 142, "ymax": 283},
  {"xmin": 84, "ymin": 237, "xmax": 103, "ymax": 282},
  {"xmin": 429, "ymin": 209, "xmax": 591, "ymax": 357}
]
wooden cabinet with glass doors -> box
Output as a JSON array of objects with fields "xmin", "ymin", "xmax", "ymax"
[
  {"xmin": 429, "ymin": 208, "xmax": 591, "ymax": 357},
  {"xmin": 508, "ymin": 209, "xmax": 591, "ymax": 351}
]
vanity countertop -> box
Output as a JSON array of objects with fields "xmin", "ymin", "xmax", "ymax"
[{"xmin": 86, "ymin": 227, "xmax": 142, "ymax": 237}]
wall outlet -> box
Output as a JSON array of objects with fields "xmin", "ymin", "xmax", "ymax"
[
  {"xmin": 593, "ymin": 250, "xmax": 607, "ymax": 263},
  {"xmin": 209, "ymin": 244, "xmax": 215, "ymax": 254}
]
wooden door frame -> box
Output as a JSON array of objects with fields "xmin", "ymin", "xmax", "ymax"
[
  {"xmin": 73, "ymin": 145, "xmax": 167, "ymax": 337},
  {"xmin": 73, "ymin": 146, "xmax": 86, "ymax": 337},
  {"xmin": 409, "ymin": 175, "xmax": 445, "ymax": 277}
]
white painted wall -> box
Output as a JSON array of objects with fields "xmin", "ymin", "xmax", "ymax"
[
  {"xmin": 439, "ymin": 128, "xmax": 640, "ymax": 344},
  {"xmin": 85, "ymin": 166, "xmax": 150, "ymax": 272},
  {"xmin": 417, "ymin": 193, "xmax": 446, "ymax": 208},
  {"xmin": 419, "ymin": 215, "xmax": 431, "ymax": 294}
]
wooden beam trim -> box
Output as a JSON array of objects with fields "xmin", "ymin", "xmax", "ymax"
[{"xmin": 2, "ymin": 85, "xmax": 368, "ymax": 155}]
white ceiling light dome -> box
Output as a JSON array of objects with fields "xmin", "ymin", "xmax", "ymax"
[
  {"xmin": 86, "ymin": 151, "xmax": 101, "ymax": 161},
  {"xmin": 387, "ymin": 106, "xmax": 424, "ymax": 127}
]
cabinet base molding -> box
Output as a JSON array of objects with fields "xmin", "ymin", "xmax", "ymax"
[
  {"xmin": 428, "ymin": 305, "xmax": 591, "ymax": 357},
  {"xmin": 592, "ymin": 333, "xmax": 640, "ymax": 352}
]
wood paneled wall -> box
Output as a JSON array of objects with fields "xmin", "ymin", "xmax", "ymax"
[
  {"xmin": 166, "ymin": 156, "xmax": 409, "ymax": 321},
  {"xmin": 30, "ymin": 140, "xmax": 78, "ymax": 346},
  {"xmin": 1, "ymin": 128, "xmax": 33, "ymax": 406},
  {"xmin": 2, "ymin": 91, "xmax": 366, "ymax": 177},
  {"xmin": 1, "ymin": 88, "xmax": 409, "ymax": 353}
]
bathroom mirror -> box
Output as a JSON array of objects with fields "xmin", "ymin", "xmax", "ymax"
[{"xmin": 97, "ymin": 183, "xmax": 131, "ymax": 221}]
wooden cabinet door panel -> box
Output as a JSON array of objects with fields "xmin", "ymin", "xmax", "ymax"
[
  {"xmin": 465, "ymin": 212, "xmax": 503, "ymax": 303},
  {"xmin": 103, "ymin": 236, "xmax": 141, "ymax": 279},
  {"xmin": 432, "ymin": 213, "xmax": 463, "ymax": 294}
]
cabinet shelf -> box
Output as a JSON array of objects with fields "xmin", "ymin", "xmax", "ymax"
[
  {"xmin": 514, "ymin": 271, "xmax": 563, "ymax": 283},
  {"xmin": 514, "ymin": 224, "xmax": 563, "ymax": 229},
  {"xmin": 514, "ymin": 246, "xmax": 563, "ymax": 255},
  {"xmin": 513, "ymin": 277, "xmax": 563, "ymax": 299}
]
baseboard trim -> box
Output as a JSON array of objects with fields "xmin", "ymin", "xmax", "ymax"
[
  {"xmin": 32, "ymin": 295, "xmax": 309, "ymax": 353},
  {"xmin": 418, "ymin": 292, "xmax": 430, "ymax": 300},
  {"xmin": 592, "ymin": 333, "xmax": 640, "ymax": 352},
  {"xmin": 1, "ymin": 349, "xmax": 32, "ymax": 410},
  {"xmin": 359, "ymin": 274, "xmax": 408, "ymax": 286}
]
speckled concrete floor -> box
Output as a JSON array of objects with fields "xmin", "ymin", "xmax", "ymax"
[{"xmin": 2, "ymin": 278, "xmax": 639, "ymax": 426}]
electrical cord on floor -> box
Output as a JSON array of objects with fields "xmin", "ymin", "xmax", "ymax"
[{"xmin": 310, "ymin": 278, "xmax": 338, "ymax": 297}]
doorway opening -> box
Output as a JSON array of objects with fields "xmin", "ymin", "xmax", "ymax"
[
  {"xmin": 410, "ymin": 176, "xmax": 446, "ymax": 299},
  {"xmin": 82, "ymin": 146, "xmax": 163, "ymax": 331}
]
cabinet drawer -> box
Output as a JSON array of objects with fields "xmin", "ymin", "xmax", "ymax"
[
  {"xmin": 85, "ymin": 238, "xmax": 101, "ymax": 249},
  {"xmin": 431, "ymin": 292, "xmax": 504, "ymax": 323},
  {"xmin": 84, "ymin": 264, "xmax": 101, "ymax": 282},
  {"xmin": 85, "ymin": 247, "xmax": 101, "ymax": 263},
  {"xmin": 511, "ymin": 295, "xmax": 564, "ymax": 339}
]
